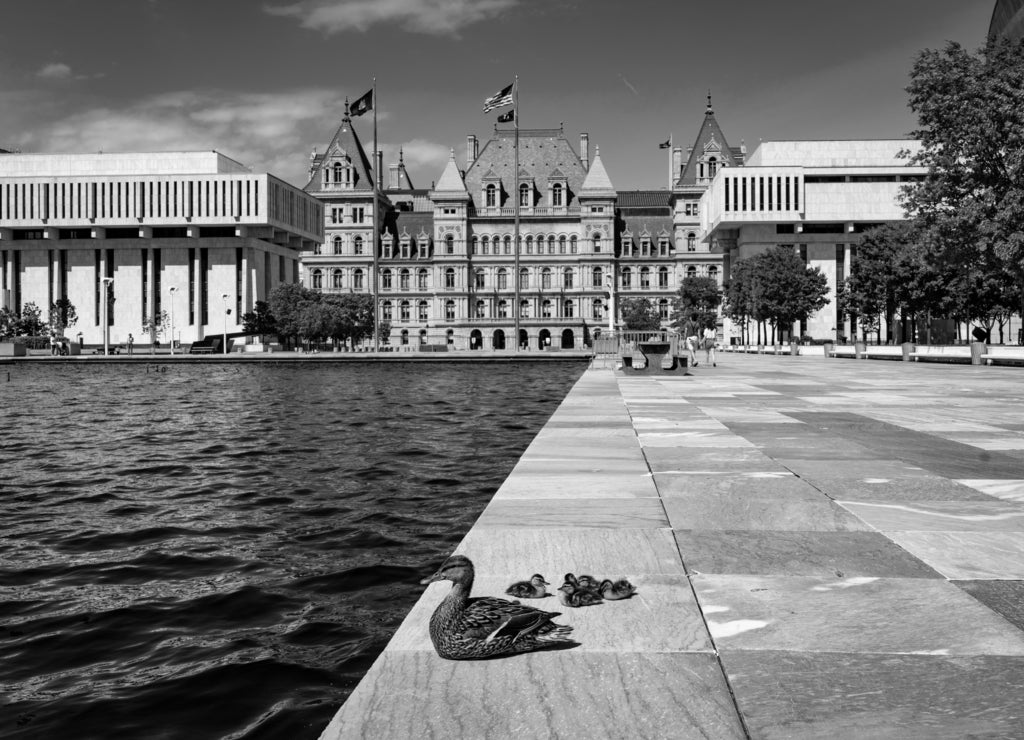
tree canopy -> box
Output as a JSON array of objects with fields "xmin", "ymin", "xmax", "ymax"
[
  {"xmin": 671, "ymin": 276, "xmax": 721, "ymax": 332},
  {"xmin": 267, "ymin": 284, "xmax": 388, "ymax": 348},
  {"xmin": 618, "ymin": 297, "xmax": 662, "ymax": 331}
]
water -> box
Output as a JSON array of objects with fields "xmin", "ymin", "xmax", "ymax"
[{"xmin": 0, "ymin": 360, "xmax": 586, "ymax": 739}]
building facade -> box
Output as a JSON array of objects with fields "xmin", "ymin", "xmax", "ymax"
[
  {"xmin": 301, "ymin": 101, "xmax": 741, "ymax": 349},
  {"xmin": 0, "ymin": 151, "xmax": 322, "ymax": 347}
]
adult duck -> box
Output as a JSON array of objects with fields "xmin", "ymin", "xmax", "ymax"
[{"xmin": 420, "ymin": 555, "xmax": 574, "ymax": 660}]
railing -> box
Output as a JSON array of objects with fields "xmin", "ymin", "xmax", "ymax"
[
  {"xmin": 591, "ymin": 330, "xmax": 682, "ymax": 356},
  {"xmin": 475, "ymin": 206, "xmax": 581, "ymax": 218}
]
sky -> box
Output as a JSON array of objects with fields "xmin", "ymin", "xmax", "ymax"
[{"xmin": 0, "ymin": 0, "xmax": 993, "ymax": 191}]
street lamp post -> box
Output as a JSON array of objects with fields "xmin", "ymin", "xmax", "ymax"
[
  {"xmin": 101, "ymin": 277, "xmax": 114, "ymax": 355},
  {"xmin": 221, "ymin": 294, "xmax": 230, "ymax": 356},
  {"xmin": 168, "ymin": 286, "xmax": 178, "ymax": 355}
]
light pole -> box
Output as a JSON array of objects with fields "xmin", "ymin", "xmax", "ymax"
[
  {"xmin": 168, "ymin": 286, "xmax": 178, "ymax": 355},
  {"xmin": 221, "ymin": 294, "xmax": 230, "ymax": 355},
  {"xmin": 604, "ymin": 275, "xmax": 615, "ymax": 334},
  {"xmin": 101, "ymin": 277, "xmax": 114, "ymax": 355}
]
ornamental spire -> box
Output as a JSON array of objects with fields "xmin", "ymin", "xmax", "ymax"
[{"xmin": 706, "ymin": 90, "xmax": 714, "ymax": 115}]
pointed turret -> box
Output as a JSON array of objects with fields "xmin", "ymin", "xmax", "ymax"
[
  {"xmin": 433, "ymin": 148, "xmax": 468, "ymax": 194},
  {"xmin": 581, "ymin": 145, "xmax": 615, "ymax": 197},
  {"xmin": 303, "ymin": 106, "xmax": 377, "ymax": 193},
  {"xmin": 677, "ymin": 92, "xmax": 744, "ymax": 188}
]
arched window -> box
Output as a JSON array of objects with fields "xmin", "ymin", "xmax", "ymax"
[
  {"xmin": 498, "ymin": 299, "xmax": 508, "ymax": 318},
  {"xmin": 552, "ymin": 183, "xmax": 563, "ymax": 207},
  {"xmin": 520, "ymin": 183, "xmax": 530, "ymax": 207},
  {"xmin": 542, "ymin": 299, "xmax": 552, "ymax": 318},
  {"xmin": 686, "ymin": 265, "xmax": 697, "ymax": 278},
  {"xmin": 332, "ymin": 235, "xmax": 342, "ymax": 254},
  {"xmin": 520, "ymin": 299, "xmax": 530, "ymax": 318},
  {"xmin": 354, "ymin": 235, "xmax": 364, "ymax": 255},
  {"xmin": 592, "ymin": 232, "xmax": 602, "ymax": 253},
  {"xmin": 548, "ymin": 235, "xmax": 556, "ymax": 254},
  {"xmin": 709, "ymin": 265, "xmax": 719, "ymax": 282},
  {"xmin": 417, "ymin": 269, "xmax": 428, "ymax": 290},
  {"xmin": 400, "ymin": 329, "xmax": 409, "ymax": 345},
  {"xmin": 476, "ymin": 299, "xmax": 486, "ymax": 318},
  {"xmin": 525, "ymin": 235, "xmax": 534, "ymax": 254},
  {"xmin": 519, "ymin": 268, "xmax": 529, "ymax": 289},
  {"xmin": 400, "ymin": 300, "xmax": 410, "ymax": 321},
  {"xmin": 400, "ymin": 269, "xmax": 410, "ymax": 290},
  {"xmin": 541, "ymin": 268, "xmax": 552, "ymax": 290},
  {"xmin": 382, "ymin": 269, "xmax": 393, "ymax": 290},
  {"xmin": 497, "ymin": 268, "xmax": 508, "ymax": 290},
  {"xmin": 563, "ymin": 268, "xmax": 574, "ymax": 289},
  {"xmin": 708, "ymin": 157, "xmax": 718, "ymax": 178},
  {"xmin": 445, "ymin": 268, "xmax": 456, "ymax": 289},
  {"xmin": 687, "ymin": 233, "xmax": 696, "ymax": 251},
  {"xmin": 382, "ymin": 300, "xmax": 393, "ymax": 321},
  {"xmin": 593, "ymin": 298, "xmax": 604, "ymax": 320},
  {"xmin": 331, "ymin": 269, "xmax": 343, "ymax": 289},
  {"xmin": 445, "ymin": 234, "xmax": 454, "ymax": 255},
  {"xmin": 658, "ymin": 266, "xmax": 669, "ymax": 288},
  {"xmin": 570, "ymin": 236, "xmax": 578, "ymax": 254},
  {"xmin": 471, "ymin": 236, "xmax": 479, "ymax": 255},
  {"xmin": 481, "ymin": 235, "xmax": 490, "ymax": 255},
  {"xmin": 418, "ymin": 300, "xmax": 428, "ymax": 321},
  {"xmin": 485, "ymin": 184, "xmax": 497, "ymax": 207},
  {"xmin": 333, "ymin": 162, "xmax": 343, "ymax": 183},
  {"xmin": 559, "ymin": 235, "xmax": 566, "ymax": 254},
  {"xmin": 621, "ymin": 267, "xmax": 632, "ymax": 289},
  {"xmin": 593, "ymin": 266, "xmax": 603, "ymax": 287},
  {"xmin": 659, "ymin": 299, "xmax": 670, "ymax": 320},
  {"xmin": 311, "ymin": 269, "xmax": 323, "ymax": 289},
  {"xmin": 475, "ymin": 268, "xmax": 486, "ymax": 289},
  {"xmin": 563, "ymin": 299, "xmax": 574, "ymax": 318},
  {"xmin": 445, "ymin": 300, "xmax": 456, "ymax": 320},
  {"xmin": 640, "ymin": 267, "xmax": 651, "ymax": 288},
  {"xmin": 419, "ymin": 329, "xmax": 428, "ymax": 345},
  {"xmin": 504, "ymin": 235, "xmax": 512, "ymax": 255},
  {"xmin": 353, "ymin": 268, "xmax": 364, "ymax": 290}
]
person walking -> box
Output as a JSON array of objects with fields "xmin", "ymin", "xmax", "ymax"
[
  {"xmin": 703, "ymin": 325, "xmax": 717, "ymax": 367},
  {"xmin": 684, "ymin": 316, "xmax": 700, "ymax": 367},
  {"xmin": 127, "ymin": 333, "xmax": 134, "ymax": 356}
]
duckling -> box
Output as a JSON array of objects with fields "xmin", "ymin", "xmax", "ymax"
[
  {"xmin": 420, "ymin": 555, "xmax": 573, "ymax": 660},
  {"xmin": 505, "ymin": 574, "xmax": 549, "ymax": 599},
  {"xmin": 564, "ymin": 572, "xmax": 601, "ymax": 593},
  {"xmin": 557, "ymin": 581, "xmax": 604, "ymax": 608},
  {"xmin": 599, "ymin": 578, "xmax": 637, "ymax": 601}
]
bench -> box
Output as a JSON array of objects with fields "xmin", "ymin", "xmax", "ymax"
[
  {"xmin": 189, "ymin": 338, "xmax": 223, "ymax": 355},
  {"xmin": 861, "ymin": 344, "xmax": 910, "ymax": 361},
  {"xmin": 828, "ymin": 344, "xmax": 858, "ymax": 359},
  {"xmin": 908, "ymin": 344, "xmax": 982, "ymax": 364},
  {"xmin": 981, "ymin": 346, "xmax": 1024, "ymax": 365}
]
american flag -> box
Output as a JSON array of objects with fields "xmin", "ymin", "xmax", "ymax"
[{"xmin": 483, "ymin": 82, "xmax": 514, "ymax": 113}]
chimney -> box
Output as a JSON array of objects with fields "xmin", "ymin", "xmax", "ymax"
[
  {"xmin": 580, "ymin": 133, "xmax": 590, "ymax": 170},
  {"xmin": 389, "ymin": 162, "xmax": 400, "ymax": 190},
  {"xmin": 466, "ymin": 135, "xmax": 478, "ymax": 168},
  {"xmin": 376, "ymin": 151, "xmax": 384, "ymax": 190},
  {"xmin": 672, "ymin": 147, "xmax": 683, "ymax": 180}
]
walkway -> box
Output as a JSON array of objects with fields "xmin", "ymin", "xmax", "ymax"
[{"xmin": 320, "ymin": 355, "xmax": 1024, "ymax": 739}]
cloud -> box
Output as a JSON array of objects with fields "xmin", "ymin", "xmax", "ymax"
[
  {"xmin": 265, "ymin": 0, "xmax": 518, "ymax": 35},
  {"xmin": 396, "ymin": 138, "xmax": 450, "ymax": 176},
  {"xmin": 14, "ymin": 89, "xmax": 347, "ymax": 186},
  {"xmin": 37, "ymin": 63, "xmax": 72, "ymax": 79}
]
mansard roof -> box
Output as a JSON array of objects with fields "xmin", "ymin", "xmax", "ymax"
[
  {"xmin": 677, "ymin": 96, "xmax": 743, "ymax": 187},
  {"xmin": 464, "ymin": 127, "xmax": 587, "ymax": 208},
  {"xmin": 304, "ymin": 112, "xmax": 376, "ymax": 193},
  {"xmin": 381, "ymin": 211, "xmax": 434, "ymax": 242}
]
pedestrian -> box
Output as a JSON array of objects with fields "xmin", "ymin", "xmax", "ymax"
[
  {"xmin": 49, "ymin": 332, "xmax": 59, "ymax": 356},
  {"xmin": 127, "ymin": 333, "xmax": 134, "ymax": 356},
  {"xmin": 684, "ymin": 317, "xmax": 700, "ymax": 367},
  {"xmin": 703, "ymin": 325, "xmax": 717, "ymax": 367}
]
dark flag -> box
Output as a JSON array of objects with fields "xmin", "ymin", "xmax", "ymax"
[
  {"xmin": 658, "ymin": 139, "xmax": 671, "ymax": 149},
  {"xmin": 483, "ymin": 82, "xmax": 514, "ymax": 113},
  {"xmin": 349, "ymin": 89, "xmax": 373, "ymax": 117},
  {"xmin": 497, "ymin": 110, "xmax": 515, "ymax": 123}
]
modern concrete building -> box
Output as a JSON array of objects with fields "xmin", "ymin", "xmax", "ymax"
[
  {"xmin": 301, "ymin": 100, "xmax": 740, "ymax": 349},
  {"xmin": 701, "ymin": 139, "xmax": 928, "ymax": 342},
  {"xmin": 990, "ymin": 0, "xmax": 1024, "ymax": 41},
  {"xmin": 0, "ymin": 151, "xmax": 323, "ymax": 347}
]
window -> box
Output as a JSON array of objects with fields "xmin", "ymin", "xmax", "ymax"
[
  {"xmin": 520, "ymin": 183, "xmax": 530, "ymax": 207},
  {"xmin": 332, "ymin": 269, "xmax": 343, "ymax": 289},
  {"xmin": 659, "ymin": 239, "xmax": 669, "ymax": 256},
  {"xmin": 559, "ymin": 236, "xmax": 566, "ymax": 254},
  {"xmin": 640, "ymin": 267, "xmax": 651, "ymax": 289},
  {"xmin": 541, "ymin": 268, "xmax": 552, "ymax": 290},
  {"xmin": 520, "ymin": 299, "xmax": 530, "ymax": 318},
  {"xmin": 593, "ymin": 266, "xmax": 603, "ymax": 287},
  {"xmin": 570, "ymin": 236, "xmax": 578, "ymax": 254},
  {"xmin": 640, "ymin": 239, "xmax": 650, "ymax": 257},
  {"xmin": 621, "ymin": 267, "xmax": 632, "ymax": 289},
  {"xmin": 382, "ymin": 301, "xmax": 393, "ymax": 321},
  {"xmin": 445, "ymin": 268, "xmax": 456, "ymax": 289},
  {"xmin": 481, "ymin": 235, "xmax": 489, "ymax": 255},
  {"xmin": 687, "ymin": 233, "xmax": 696, "ymax": 251},
  {"xmin": 498, "ymin": 300, "xmax": 508, "ymax": 318},
  {"xmin": 382, "ymin": 269, "xmax": 393, "ymax": 290},
  {"xmin": 563, "ymin": 268, "xmax": 574, "ymax": 289},
  {"xmin": 659, "ymin": 299, "xmax": 669, "ymax": 320},
  {"xmin": 354, "ymin": 268, "xmax": 364, "ymax": 289},
  {"xmin": 401, "ymin": 240, "xmax": 411, "ymax": 259},
  {"xmin": 471, "ymin": 236, "xmax": 478, "ymax": 255},
  {"xmin": 708, "ymin": 157, "xmax": 718, "ymax": 178},
  {"xmin": 400, "ymin": 329, "xmax": 409, "ymax": 345},
  {"xmin": 445, "ymin": 300, "xmax": 456, "ymax": 320},
  {"xmin": 593, "ymin": 298, "xmax": 604, "ymax": 320},
  {"xmin": 563, "ymin": 299, "xmax": 574, "ymax": 318},
  {"xmin": 400, "ymin": 269, "xmax": 410, "ymax": 291},
  {"xmin": 658, "ymin": 267, "xmax": 669, "ymax": 288},
  {"xmin": 418, "ymin": 269, "xmax": 428, "ymax": 290},
  {"xmin": 476, "ymin": 299, "xmax": 486, "ymax": 318},
  {"xmin": 686, "ymin": 266, "xmax": 697, "ymax": 278},
  {"xmin": 708, "ymin": 266, "xmax": 719, "ymax": 282},
  {"xmin": 592, "ymin": 233, "xmax": 602, "ymax": 253},
  {"xmin": 419, "ymin": 329, "xmax": 428, "ymax": 345},
  {"xmin": 333, "ymin": 162, "xmax": 343, "ymax": 183},
  {"xmin": 475, "ymin": 269, "xmax": 485, "ymax": 289},
  {"xmin": 332, "ymin": 235, "xmax": 342, "ymax": 254},
  {"xmin": 542, "ymin": 299, "xmax": 552, "ymax": 318},
  {"xmin": 418, "ymin": 300, "xmax": 428, "ymax": 321},
  {"xmin": 313, "ymin": 242, "xmax": 322, "ymax": 255},
  {"xmin": 443, "ymin": 207, "xmax": 457, "ymax": 215},
  {"xmin": 548, "ymin": 236, "xmax": 555, "ymax": 254},
  {"xmin": 497, "ymin": 268, "xmax": 508, "ymax": 290},
  {"xmin": 485, "ymin": 184, "xmax": 497, "ymax": 207},
  {"xmin": 525, "ymin": 235, "xmax": 533, "ymax": 255},
  {"xmin": 354, "ymin": 236, "xmax": 364, "ymax": 255},
  {"xmin": 400, "ymin": 301, "xmax": 411, "ymax": 321},
  {"xmin": 591, "ymin": 206, "xmax": 605, "ymax": 214},
  {"xmin": 552, "ymin": 183, "xmax": 563, "ymax": 206},
  {"xmin": 353, "ymin": 207, "xmax": 365, "ymax": 223},
  {"xmin": 519, "ymin": 268, "xmax": 529, "ymax": 289},
  {"xmin": 311, "ymin": 269, "xmax": 323, "ymax": 289},
  {"xmin": 504, "ymin": 236, "xmax": 511, "ymax": 255},
  {"xmin": 445, "ymin": 234, "xmax": 455, "ymax": 255}
]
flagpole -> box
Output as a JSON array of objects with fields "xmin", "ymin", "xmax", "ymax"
[
  {"xmin": 371, "ymin": 77, "xmax": 380, "ymax": 352},
  {"xmin": 513, "ymin": 75, "xmax": 520, "ymax": 353},
  {"xmin": 668, "ymin": 133, "xmax": 673, "ymax": 189}
]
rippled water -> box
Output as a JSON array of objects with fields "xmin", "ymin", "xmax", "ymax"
[{"xmin": 0, "ymin": 360, "xmax": 586, "ymax": 739}]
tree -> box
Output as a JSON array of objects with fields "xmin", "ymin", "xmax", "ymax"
[
  {"xmin": 49, "ymin": 299, "xmax": 78, "ymax": 335},
  {"xmin": 722, "ymin": 258, "xmax": 757, "ymax": 344},
  {"xmin": 142, "ymin": 310, "xmax": 169, "ymax": 354},
  {"xmin": 242, "ymin": 301, "xmax": 277, "ymax": 343},
  {"xmin": 17, "ymin": 302, "xmax": 47, "ymax": 336},
  {"xmin": 671, "ymin": 276, "xmax": 722, "ymax": 332},
  {"xmin": 0, "ymin": 306, "xmax": 18, "ymax": 339},
  {"xmin": 618, "ymin": 297, "xmax": 662, "ymax": 331},
  {"xmin": 903, "ymin": 38, "xmax": 1024, "ymax": 332},
  {"xmin": 268, "ymin": 283, "xmax": 320, "ymax": 348}
]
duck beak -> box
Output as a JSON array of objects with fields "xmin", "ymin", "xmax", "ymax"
[{"xmin": 419, "ymin": 569, "xmax": 443, "ymax": 585}]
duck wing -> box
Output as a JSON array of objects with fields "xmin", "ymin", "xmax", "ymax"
[{"xmin": 457, "ymin": 596, "xmax": 559, "ymax": 641}]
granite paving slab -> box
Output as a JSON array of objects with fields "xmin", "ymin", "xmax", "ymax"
[
  {"xmin": 319, "ymin": 651, "xmax": 746, "ymax": 740},
  {"xmin": 690, "ymin": 574, "xmax": 1024, "ymax": 654},
  {"xmin": 644, "ymin": 446, "xmax": 790, "ymax": 473},
  {"xmin": 840, "ymin": 500, "xmax": 1024, "ymax": 532},
  {"xmin": 956, "ymin": 479, "xmax": 1024, "ymax": 502},
  {"xmin": 507, "ymin": 457, "xmax": 647, "ymax": 476},
  {"xmin": 492, "ymin": 471, "xmax": 657, "ymax": 499},
  {"xmin": 954, "ymin": 580, "xmax": 1024, "ymax": 631},
  {"xmin": 655, "ymin": 473, "xmax": 818, "ymax": 498},
  {"xmin": 721, "ymin": 651, "xmax": 1024, "ymax": 740},
  {"xmin": 883, "ymin": 531, "xmax": 1024, "ymax": 579},
  {"xmin": 674, "ymin": 530, "xmax": 941, "ymax": 578},
  {"xmin": 803, "ymin": 476, "xmax": 1000, "ymax": 502},
  {"xmin": 476, "ymin": 497, "xmax": 668, "ymax": 528},
  {"xmin": 665, "ymin": 492, "xmax": 868, "ymax": 531}
]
